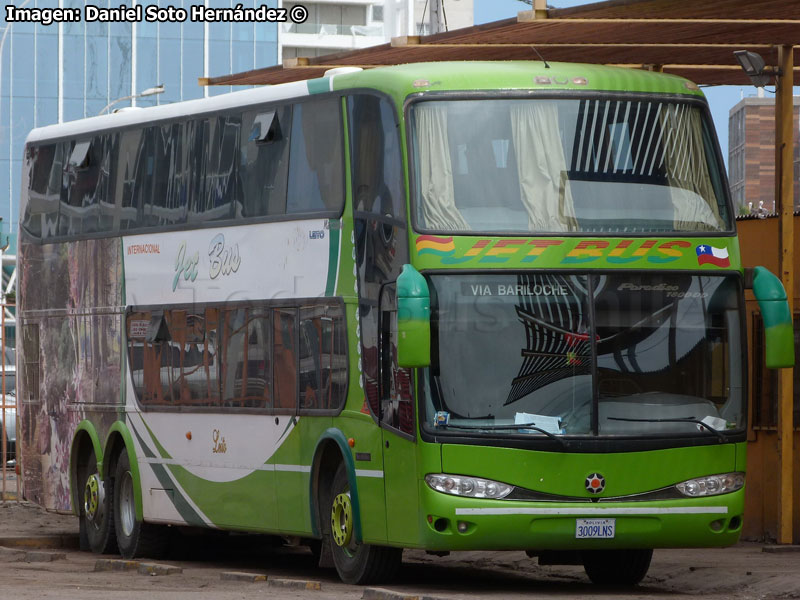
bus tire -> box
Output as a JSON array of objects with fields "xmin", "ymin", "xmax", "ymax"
[
  {"xmin": 114, "ymin": 450, "xmax": 169, "ymax": 559},
  {"xmin": 328, "ymin": 462, "xmax": 401, "ymax": 584},
  {"xmin": 582, "ymin": 549, "xmax": 653, "ymax": 585},
  {"xmin": 82, "ymin": 450, "xmax": 117, "ymax": 554}
]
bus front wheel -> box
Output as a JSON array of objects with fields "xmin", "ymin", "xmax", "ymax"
[
  {"xmin": 582, "ymin": 549, "xmax": 653, "ymax": 585},
  {"xmin": 328, "ymin": 462, "xmax": 401, "ymax": 584},
  {"xmin": 113, "ymin": 450, "xmax": 168, "ymax": 559},
  {"xmin": 81, "ymin": 450, "xmax": 117, "ymax": 554}
]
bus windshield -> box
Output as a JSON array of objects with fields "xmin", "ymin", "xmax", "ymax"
[
  {"xmin": 423, "ymin": 272, "xmax": 744, "ymax": 439},
  {"xmin": 410, "ymin": 97, "xmax": 731, "ymax": 234}
]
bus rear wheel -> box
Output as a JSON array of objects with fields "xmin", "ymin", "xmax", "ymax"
[
  {"xmin": 328, "ymin": 463, "xmax": 401, "ymax": 584},
  {"xmin": 82, "ymin": 450, "xmax": 117, "ymax": 554},
  {"xmin": 582, "ymin": 549, "xmax": 653, "ymax": 585},
  {"xmin": 113, "ymin": 450, "xmax": 168, "ymax": 559}
]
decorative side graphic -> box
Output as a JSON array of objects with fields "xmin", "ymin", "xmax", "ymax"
[{"xmin": 124, "ymin": 220, "xmax": 336, "ymax": 305}]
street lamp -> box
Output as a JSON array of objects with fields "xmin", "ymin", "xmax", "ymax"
[
  {"xmin": 98, "ymin": 84, "xmax": 165, "ymax": 115},
  {"xmin": 733, "ymin": 50, "xmax": 781, "ymax": 87}
]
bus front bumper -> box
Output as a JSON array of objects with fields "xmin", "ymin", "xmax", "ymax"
[{"xmin": 417, "ymin": 483, "xmax": 745, "ymax": 551}]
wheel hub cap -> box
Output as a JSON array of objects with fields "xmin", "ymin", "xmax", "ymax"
[
  {"xmin": 84, "ymin": 473, "xmax": 104, "ymax": 523},
  {"xmin": 330, "ymin": 492, "xmax": 353, "ymax": 547}
]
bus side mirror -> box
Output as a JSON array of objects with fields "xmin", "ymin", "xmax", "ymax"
[
  {"xmin": 746, "ymin": 266, "xmax": 795, "ymax": 369},
  {"xmin": 397, "ymin": 264, "xmax": 431, "ymax": 368}
]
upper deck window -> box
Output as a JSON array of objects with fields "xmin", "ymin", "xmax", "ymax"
[
  {"xmin": 409, "ymin": 97, "xmax": 731, "ymax": 235},
  {"xmin": 22, "ymin": 96, "xmax": 344, "ymax": 241}
]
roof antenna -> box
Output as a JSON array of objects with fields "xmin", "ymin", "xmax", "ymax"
[{"xmin": 531, "ymin": 46, "xmax": 550, "ymax": 68}]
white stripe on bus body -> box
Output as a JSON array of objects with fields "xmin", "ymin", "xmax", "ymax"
[
  {"xmin": 455, "ymin": 506, "xmax": 728, "ymax": 516},
  {"xmin": 140, "ymin": 459, "xmax": 383, "ymax": 479},
  {"xmin": 141, "ymin": 458, "xmax": 307, "ymax": 474},
  {"xmin": 355, "ymin": 470, "xmax": 384, "ymax": 478},
  {"xmin": 141, "ymin": 457, "xmax": 275, "ymax": 471},
  {"xmin": 274, "ymin": 464, "xmax": 312, "ymax": 473}
]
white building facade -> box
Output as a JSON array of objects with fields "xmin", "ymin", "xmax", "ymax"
[{"xmin": 280, "ymin": 0, "xmax": 473, "ymax": 59}]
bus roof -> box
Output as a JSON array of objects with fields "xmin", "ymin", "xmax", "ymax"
[
  {"xmin": 329, "ymin": 61, "xmax": 703, "ymax": 102},
  {"xmin": 26, "ymin": 61, "xmax": 703, "ymax": 145}
]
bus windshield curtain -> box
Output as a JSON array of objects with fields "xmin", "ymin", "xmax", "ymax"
[
  {"xmin": 660, "ymin": 104, "xmax": 723, "ymax": 231},
  {"xmin": 415, "ymin": 103, "xmax": 469, "ymax": 230},
  {"xmin": 510, "ymin": 103, "xmax": 577, "ymax": 232}
]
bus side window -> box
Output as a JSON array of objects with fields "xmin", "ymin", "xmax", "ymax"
[
  {"xmin": 221, "ymin": 307, "xmax": 271, "ymax": 408},
  {"xmin": 348, "ymin": 94, "xmax": 405, "ymax": 220},
  {"xmin": 287, "ymin": 98, "xmax": 344, "ymax": 215},
  {"xmin": 23, "ymin": 142, "xmax": 63, "ymax": 239},
  {"xmin": 379, "ymin": 286, "xmax": 414, "ymax": 436},
  {"xmin": 298, "ymin": 304, "xmax": 347, "ymax": 411},
  {"xmin": 191, "ymin": 115, "xmax": 240, "ymax": 223},
  {"xmin": 116, "ymin": 129, "xmax": 144, "ymax": 231},
  {"xmin": 97, "ymin": 134, "xmax": 119, "ymax": 232},
  {"xmin": 273, "ymin": 308, "xmax": 298, "ymax": 411},
  {"xmin": 129, "ymin": 308, "xmax": 220, "ymax": 408},
  {"xmin": 59, "ymin": 136, "xmax": 109, "ymax": 236},
  {"xmin": 168, "ymin": 309, "xmax": 220, "ymax": 408},
  {"xmin": 180, "ymin": 119, "xmax": 204, "ymax": 224},
  {"xmin": 140, "ymin": 124, "xmax": 187, "ymax": 228},
  {"xmin": 240, "ymin": 105, "xmax": 291, "ymax": 218}
]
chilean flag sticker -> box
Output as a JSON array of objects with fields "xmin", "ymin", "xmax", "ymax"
[{"xmin": 695, "ymin": 244, "xmax": 730, "ymax": 268}]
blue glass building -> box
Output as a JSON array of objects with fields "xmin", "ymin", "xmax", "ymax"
[{"xmin": 1, "ymin": 0, "xmax": 280, "ymax": 237}]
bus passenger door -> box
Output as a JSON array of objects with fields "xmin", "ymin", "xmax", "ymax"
[{"xmin": 379, "ymin": 285, "xmax": 419, "ymax": 545}]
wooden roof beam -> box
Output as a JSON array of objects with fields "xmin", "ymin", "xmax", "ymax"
[
  {"xmin": 383, "ymin": 42, "xmax": 777, "ymax": 50},
  {"xmin": 517, "ymin": 16, "xmax": 800, "ymax": 24}
]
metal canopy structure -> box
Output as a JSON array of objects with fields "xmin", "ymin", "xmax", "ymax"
[{"xmin": 201, "ymin": 0, "xmax": 800, "ymax": 87}]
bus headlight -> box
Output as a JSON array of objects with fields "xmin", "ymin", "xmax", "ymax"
[
  {"xmin": 425, "ymin": 474, "xmax": 514, "ymax": 499},
  {"xmin": 676, "ymin": 472, "xmax": 745, "ymax": 497}
]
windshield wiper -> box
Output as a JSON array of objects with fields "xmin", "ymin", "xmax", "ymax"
[
  {"xmin": 606, "ymin": 417, "xmax": 729, "ymax": 441},
  {"xmin": 438, "ymin": 423, "xmax": 566, "ymax": 446}
]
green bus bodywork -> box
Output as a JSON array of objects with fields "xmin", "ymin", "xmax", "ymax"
[{"xmin": 19, "ymin": 61, "xmax": 792, "ymax": 586}]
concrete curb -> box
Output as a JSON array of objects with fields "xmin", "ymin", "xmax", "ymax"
[
  {"xmin": 138, "ymin": 562, "xmax": 183, "ymax": 576},
  {"xmin": 362, "ymin": 589, "xmax": 442, "ymax": 600},
  {"xmin": 0, "ymin": 546, "xmax": 25, "ymax": 561},
  {"xmin": 220, "ymin": 571, "xmax": 268, "ymax": 583},
  {"xmin": 94, "ymin": 559, "xmax": 141, "ymax": 572},
  {"xmin": 25, "ymin": 550, "xmax": 67, "ymax": 562},
  {"xmin": 0, "ymin": 534, "xmax": 80, "ymax": 549},
  {"xmin": 94, "ymin": 558, "xmax": 182, "ymax": 576},
  {"xmin": 762, "ymin": 545, "xmax": 800, "ymax": 553},
  {"xmin": 269, "ymin": 578, "xmax": 322, "ymax": 590},
  {"xmin": 0, "ymin": 546, "xmax": 66, "ymax": 563}
]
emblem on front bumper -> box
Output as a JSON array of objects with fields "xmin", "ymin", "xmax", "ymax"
[{"xmin": 585, "ymin": 473, "xmax": 605, "ymax": 494}]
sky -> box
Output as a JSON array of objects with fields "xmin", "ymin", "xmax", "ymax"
[{"xmin": 472, "ymin": 0, "xmax": 762, "ymax": 169}]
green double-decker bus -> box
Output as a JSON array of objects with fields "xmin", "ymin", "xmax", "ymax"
[{"xmin": 18, "ymin": 61, "xmax": 793, "ymax": 585}]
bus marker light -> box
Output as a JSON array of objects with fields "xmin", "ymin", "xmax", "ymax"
[
  {"xmin": 186, "ymin": 432, "xmax": 192, "ymax": 440},
  {"xmin": 348, "ymin": 438, "xmax": 355, "ymax": 448}
]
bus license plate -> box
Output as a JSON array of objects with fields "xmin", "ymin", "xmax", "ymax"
[{"xmin": 575, "ymin": 518, "xmax": 616, "ymax": 539}]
